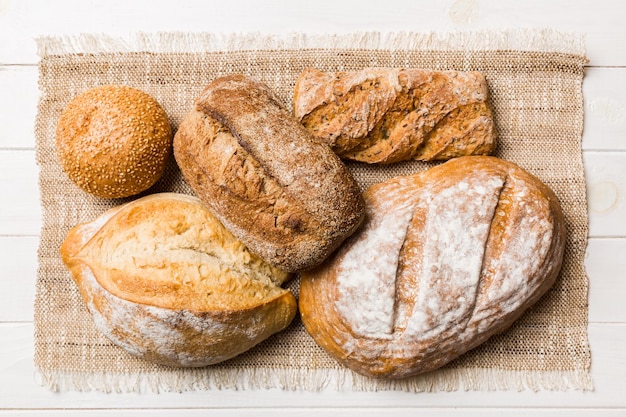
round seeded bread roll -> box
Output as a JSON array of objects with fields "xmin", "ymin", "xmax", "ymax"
[
  {"xmin": 56, "ymin": 85, "xmax": 173, "ymax": 198},
  {"xmin": 299, "ymin": 156, "xmax": 566, "ymax": 379},
  {"xmin": 60, "ymin": 193, "xmax": 296, "ymax": 367}
]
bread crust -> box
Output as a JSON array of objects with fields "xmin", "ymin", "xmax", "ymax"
[
  {"xmin": 293, "ymin": 68, "xmax": 497, "ymax": 164},
  {"xmin": 61, "ymin": 193, "xmax": 297, "ymax": 367},
  {"xmin": 299, "ymin": 156, "xmax": 566, "ymax": 379},
  {"xmin": 174, "ymin": 75, "xmax": 365, "ymax": 272}
]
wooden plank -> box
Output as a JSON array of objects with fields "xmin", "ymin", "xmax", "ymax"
[
  {"xmin": 584, "ymin": 152, "xmax": 626, "ymax": 237},
  {"xmin": 0, "ymin": 323, "xmax": 623, "ymax": 409},
  {"xmin": 2, "ymin": 235, "xmax": 622, "ymax": 323},
  {"xmin": 1, "ymin": 150, "xmax": 625, "ymax": 325},
  {"xmin": 0, "ymin": 0, "xmax": 624, "ymax": 66},
  {"xmin": 2, "ymin": 149, "xmax": 620, "ymax": 238},
  {"xmin": 3, "ymin": 66, "xmax": 625, "ymax": 153},
  {"xmin": 0, "ymin": 65, "xmax": 39, "ymax": 149},
  {"xmin": 0, "ymin": 236, "xmax": 37, "ymax": 322},
  {"xmin": 0, "ymin": 150, "xmax": 40, "ymax": 236},
  {"xmin": 1, "ymin": 66, "xmax": 623, "ymax": 153},
  {"xmin": 583, "ymin": 68, "xmax": 626, "ymax": 151},
  {"xmin": 586, "ymin": 238, "xmax": 626, "ymax": 323}
]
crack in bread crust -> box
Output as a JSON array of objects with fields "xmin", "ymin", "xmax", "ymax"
[
  {"xmin": 68, "ymin": 193, "xmax": 291, "ymax": 312},
  {"xmin": 174, "ymin": 75, "xmax": 365, "ymax": 272},
  {"xmin": 294, "ymin": 68, "xmax": 497, "ymax": 164},
  {"xmin": 179, "ymin": 110, "xmax": 318, "ymax": 242}
]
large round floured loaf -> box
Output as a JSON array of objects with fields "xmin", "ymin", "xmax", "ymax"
[
  {"xmin": 61, "ymin": 193, "xmax": 296, "ymax": 367},
  {"xmin": 299, "ymin": 156, "xmax": 566, "ymax": 379},
  {"xmin": 174, "ymin": 75, "xmax": 365, "ymax": 272}
]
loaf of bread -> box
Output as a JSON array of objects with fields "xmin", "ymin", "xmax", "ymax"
[
  {"xmin": 293, "ymin": 68, "xmax": 497, "ymax": 164},
  {"xmin": 56, "ymin": 85, "xmax": 173, "ymax": 198},
  {"xmin": 174, "ymin": 75, "xmax": 365, "ymax": 273},
  {"xmin": 299, "ymin": 156, "xmax": 565, "ymax": 379},
  {"xmin": 60, "ymin": 193, "xmax": 297, "ymax": 367}
]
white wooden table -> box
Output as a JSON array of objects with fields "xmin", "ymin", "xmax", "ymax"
[{"xmin": 1, "ymin": 1, "xmax": 625, "ymax": 415}]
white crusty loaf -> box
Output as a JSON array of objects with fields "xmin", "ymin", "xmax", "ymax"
[
  {"xmin": 174, "ymin": 74, "xmax": 365, "ymax": 273},
  {"xmin": 293, "ymin": 67, "xmax": 497, "ymax": 164},
  {"xmin": 299, "ymin": 156, "xmax": 566, "ymax": 379},
  {"xmin": 61, "ymin": 193, "xmax": 297, "ymax": 367}
]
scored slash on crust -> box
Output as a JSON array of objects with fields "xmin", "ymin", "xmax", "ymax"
[{"xmin": 299, "ymin": 156, "xmax": 566, "ymax": 379}]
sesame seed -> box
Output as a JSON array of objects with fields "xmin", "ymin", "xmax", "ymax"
[{"xmin": 56, "ymin": 85, "xmax": 173, "ymax": 198}]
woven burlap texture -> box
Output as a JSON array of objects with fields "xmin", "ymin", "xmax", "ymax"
[{"xmin": 34, "ymin": 31, "xmax": 591, "ymax": 393}]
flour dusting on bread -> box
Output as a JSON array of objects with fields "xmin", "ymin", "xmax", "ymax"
[
  {"xmin": 299, "ymin": 156, "xmax": 566, "ymax": 379},
  {"xmin": 403, "ymin": 172, "xmax": 504, "ymax": 342},
  {"xmin": 336, "ymin": 193, "xmax": 417, "ymax": 339}
]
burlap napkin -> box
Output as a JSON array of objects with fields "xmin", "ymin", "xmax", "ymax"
[{"xmin": 34, "ymin": 30, "xmax": 591, "ymax": 392}]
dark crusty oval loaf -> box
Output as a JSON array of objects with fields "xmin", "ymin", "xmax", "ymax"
[
  {"xmin": 293, "ymin": 67, "xmax": 497, "ymax": 164},
  {"xmin": 299, "ymin": 156, "xmax": 566, "ymax": 379},
  {"xmin": 174, "ymin": 75, "xmax": 365, "ymax": 272},
  {"xmin": 61, "ymin": 193, "xmax": 296, "ymax": 367}
]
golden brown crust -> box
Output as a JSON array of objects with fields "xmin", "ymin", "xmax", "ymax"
[
  {"xmin": 299, "ymin": 156, "xmax": 566, "ymax": 379},
  {"xmin": 174, "ymin": 75, "xmax": 365, "ymax": 272},
  {"xmin": 61, "ymin": 193, "xmax": 297, "ymax": 367},
  {"xmin": 294, "ymin": 68, "xmax": 497, "ymax": 164},
  {"xmin": 55, "ymin": 85, "xmax": 173, "ymax": 198}
]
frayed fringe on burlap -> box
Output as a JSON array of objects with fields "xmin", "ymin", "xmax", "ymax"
[
  {"xmin": 36, "ymin": 29, "xmax": 585, "ymax": 59},
  {"xmin": 36, "ymin": 367, "xmax": 593, "ymax": 394}
]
